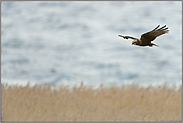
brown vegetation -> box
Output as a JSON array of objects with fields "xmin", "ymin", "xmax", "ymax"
[{"xmin": 1, "ymin": 83, "xmax": 182, "ymax": 122}]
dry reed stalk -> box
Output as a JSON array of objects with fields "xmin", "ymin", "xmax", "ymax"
[{"xmin": 1, "ymin": 83, "xmax": 182, "ymax": 122}]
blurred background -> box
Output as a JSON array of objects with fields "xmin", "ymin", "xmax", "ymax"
[{"xmin": 1, "ymin": 1, "xmax": 182, "ymax": 88}]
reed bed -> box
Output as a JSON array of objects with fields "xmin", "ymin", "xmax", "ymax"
[{"xmin": 1, "ymin": 83, "xmax": 182, "ymax": 122}]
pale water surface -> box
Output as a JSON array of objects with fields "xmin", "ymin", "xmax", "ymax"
[{"xmin": 1, "ymin": 1, "xmax": 182, "ymax": 87}]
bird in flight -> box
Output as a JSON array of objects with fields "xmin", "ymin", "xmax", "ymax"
[{"xmin": 118, "ymin": 25, "xmax": 169, "ymax": 47}]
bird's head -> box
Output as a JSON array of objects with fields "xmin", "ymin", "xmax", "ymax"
[
  {"xmin": 132, "ymin": 41, "xmax": 137, "ymax": 45},
  {"xmin": 132, "ymin": 40, "xmax": 141, "ymax": 46}
]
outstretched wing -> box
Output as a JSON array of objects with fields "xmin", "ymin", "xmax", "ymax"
[
  {"xmin": 118, "ymin": 35, "xmax": 138, "ymax": 40},
  {"xmin": 140, "ymin": 25, "xmax": 169, "ymax": 44}
]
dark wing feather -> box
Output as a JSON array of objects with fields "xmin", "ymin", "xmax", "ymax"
[
  {"xmin": 140, "ymin": 25, "xmax": 169, "ymax": 44},
  {"xmin": 151, "ymin": 25, "xmax": 160, "ymax": 31},
  {"xmin": 118, "ymin": 35, "xmax": 138, "ymax": 40}
]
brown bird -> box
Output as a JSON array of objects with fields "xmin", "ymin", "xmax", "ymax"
[{"xmin": 118, "ymin": 25, "xmax": 169, "ymax": 47}]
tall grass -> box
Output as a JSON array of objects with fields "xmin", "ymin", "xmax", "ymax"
[{"xmin": 1, "ymin": 83, "xmax": 182, "ymax": 122}]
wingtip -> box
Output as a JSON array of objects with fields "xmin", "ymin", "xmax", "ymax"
[{"xmin": 153, "ymin": 25, "xmax": 160, "ymax": 31}]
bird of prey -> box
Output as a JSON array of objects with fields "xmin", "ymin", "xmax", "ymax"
[{"xmin": 118, "ymin": 25, "xmax": 169, "ymax": 47}]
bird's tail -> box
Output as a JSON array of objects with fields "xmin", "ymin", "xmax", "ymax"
[{"xmin": 151, "ymin": 43, "xmax": 159, "ymax": 47}]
